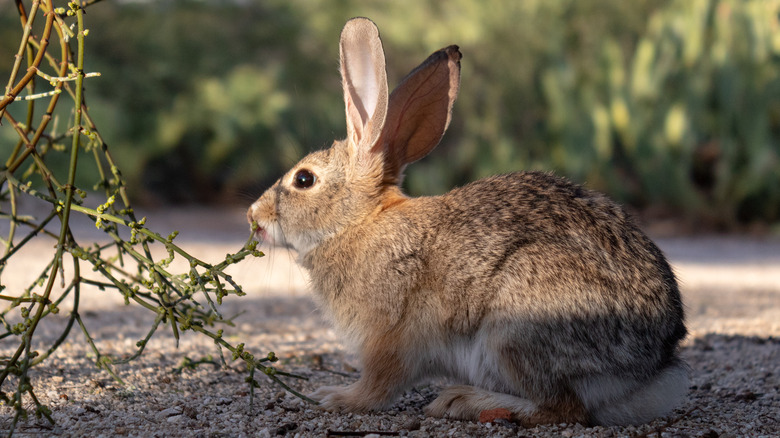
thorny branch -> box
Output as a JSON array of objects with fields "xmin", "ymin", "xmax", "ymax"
[{"xmin": 0, "ymin": 2, "xmax": 306, "ymax": 435}]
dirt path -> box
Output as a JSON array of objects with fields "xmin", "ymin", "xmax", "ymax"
[{"xmin": 1, "ymin": 207, "xmax": 778, "ymax": 437}]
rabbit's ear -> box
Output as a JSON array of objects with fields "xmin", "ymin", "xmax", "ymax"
[
  {"xmin": 340, "ymin": 18, "xmax": 389, "ymax": 159},
  {"xmin": 374, "ymin": 45, "xmax": 461, "ymax": 185}
]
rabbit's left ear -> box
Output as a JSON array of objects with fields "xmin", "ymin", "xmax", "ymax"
[{"xmin": 340, "ymin": 18, "xmax": 389, "ymax": 162}]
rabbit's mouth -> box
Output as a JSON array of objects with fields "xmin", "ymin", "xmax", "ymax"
[
  {"xmin": 251, "ymin": 221, "xmax": 294, "ymax": 251},
  {"xmin": 253, "ymin": 224, "xmax": 270, "ymax": 243}
]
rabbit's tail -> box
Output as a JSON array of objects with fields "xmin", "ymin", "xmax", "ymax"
[{"xmin": 583, "ymin": 360, "xmax": 690, "ymax": 426}]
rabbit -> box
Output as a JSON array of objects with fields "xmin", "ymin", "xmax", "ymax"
[{"xmin": 247, "ymin": 17, "xmax": 689, "ymax": 426}]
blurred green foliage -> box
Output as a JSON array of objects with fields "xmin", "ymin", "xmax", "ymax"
[
  {"xmin": 537, "ymin": 0, "xmax": 780, "ymax": 226},
  {"xmin": 2, "ymin": 0, "xmax": 778, "ymax": 226}
]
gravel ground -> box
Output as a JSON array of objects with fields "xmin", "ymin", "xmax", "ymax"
[{"xmin": 1, "ymin": 206, "xmax": 779, "ymax": 437}]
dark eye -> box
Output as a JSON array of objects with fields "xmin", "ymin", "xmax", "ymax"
[{"xmin": 292, "ymin": 169, "xmax": 316, "ymax": 189}]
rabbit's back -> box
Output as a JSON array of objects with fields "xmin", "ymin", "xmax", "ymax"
[{"xmin": 419, "ymin": 171, "xmax": 686, "ymax": 386}]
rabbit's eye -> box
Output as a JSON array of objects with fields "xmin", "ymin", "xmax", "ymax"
[{"xmin": 293, "ymin": 169, "xmax": 316, "ymax": 189}]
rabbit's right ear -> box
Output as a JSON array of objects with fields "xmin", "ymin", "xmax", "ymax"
[{"xmin": 339, "ymin": 18, "xmax": 389, "ymax": 167}]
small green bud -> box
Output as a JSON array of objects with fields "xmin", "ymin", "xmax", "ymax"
[
  {"xmin": 12, "ymin": 323, "xmax": 25, "ymax": 334},
  {"xmin": 232, "ymin": 343, "xmax": 245, "ymax": 360}
]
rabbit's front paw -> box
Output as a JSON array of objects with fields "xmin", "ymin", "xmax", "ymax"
[
  {"xmin": 309, "ymin": 384, "xmax": 363, "ymax": 412},
  {"xmin": 310, "ymin": 381, "xmax": 394, "ymax": 412}
]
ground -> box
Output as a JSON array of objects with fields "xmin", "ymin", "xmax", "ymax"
[{"xmin": 1, "ymin": 206, "xmax": 778, "ymax": 437}]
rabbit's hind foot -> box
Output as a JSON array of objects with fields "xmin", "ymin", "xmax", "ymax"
[{"xmin": 424, "ymin": 385, "xmax": 588, "ymax": 427}]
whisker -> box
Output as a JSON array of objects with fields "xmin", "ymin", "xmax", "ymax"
[{"xmin": 277, "ymin": 225, "xmax": 298, "ymax": 296}]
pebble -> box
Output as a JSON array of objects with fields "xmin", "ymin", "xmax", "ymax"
[{"xmin": 159, "ymin": 406, "xmax": 182, "ymax": 417}]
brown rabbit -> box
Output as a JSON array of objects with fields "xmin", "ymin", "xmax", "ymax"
[{"xmin": 247, "ymin": 17, "xmax": 689, "ymax": 426}]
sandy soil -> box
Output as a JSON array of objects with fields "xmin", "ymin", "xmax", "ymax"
[{"xmin": 1, "ymin": 206, "xmax": 778, "ymax": 437}]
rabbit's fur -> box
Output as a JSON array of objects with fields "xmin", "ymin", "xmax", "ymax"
[{"xmin": 247, "ymin": 17, "xmax": 689, "ymax": 426}]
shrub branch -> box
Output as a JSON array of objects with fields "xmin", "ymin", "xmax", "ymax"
[{"xmin": 0, "ymin": 2, "xmax": 306, "ymax": 435}]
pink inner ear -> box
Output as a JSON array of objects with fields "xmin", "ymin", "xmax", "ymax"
[
  {"xmin": 339, "ymin": 18, "xmax": 388, "ymax": 152},
  {"xmin": 353, "ymin": 49, "xmax": 380, "ymax": 121},
  {"xmin": 346, "ymin": 51, "xmax": 377, "ymax": 128}
]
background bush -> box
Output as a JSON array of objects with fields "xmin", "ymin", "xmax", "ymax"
[{"xmin": 2, "ymin": 0, "xmax": 778, "ymax": 227}]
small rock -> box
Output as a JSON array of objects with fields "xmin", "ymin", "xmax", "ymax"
[
  {"xmin": 735, "ymin": 391, "xmax": 758, "ymax": 402},
  {"xmin": 274, "ymin": 422, "xmax": 297, "ymax": 435},
  {"xmin": 159, "ymin": 406, "xmax": 183, "ymax": 417},
  {"xmin": 182, "ymin": 405, "xmax": 198, "ymax": 419},
  {"xmin": 493, "ymin": 418, "xmax": 518, "ymax": 430},
  {"xmin": 402, "ymin": 417, "xmax": 422, "ymax": 431}
]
